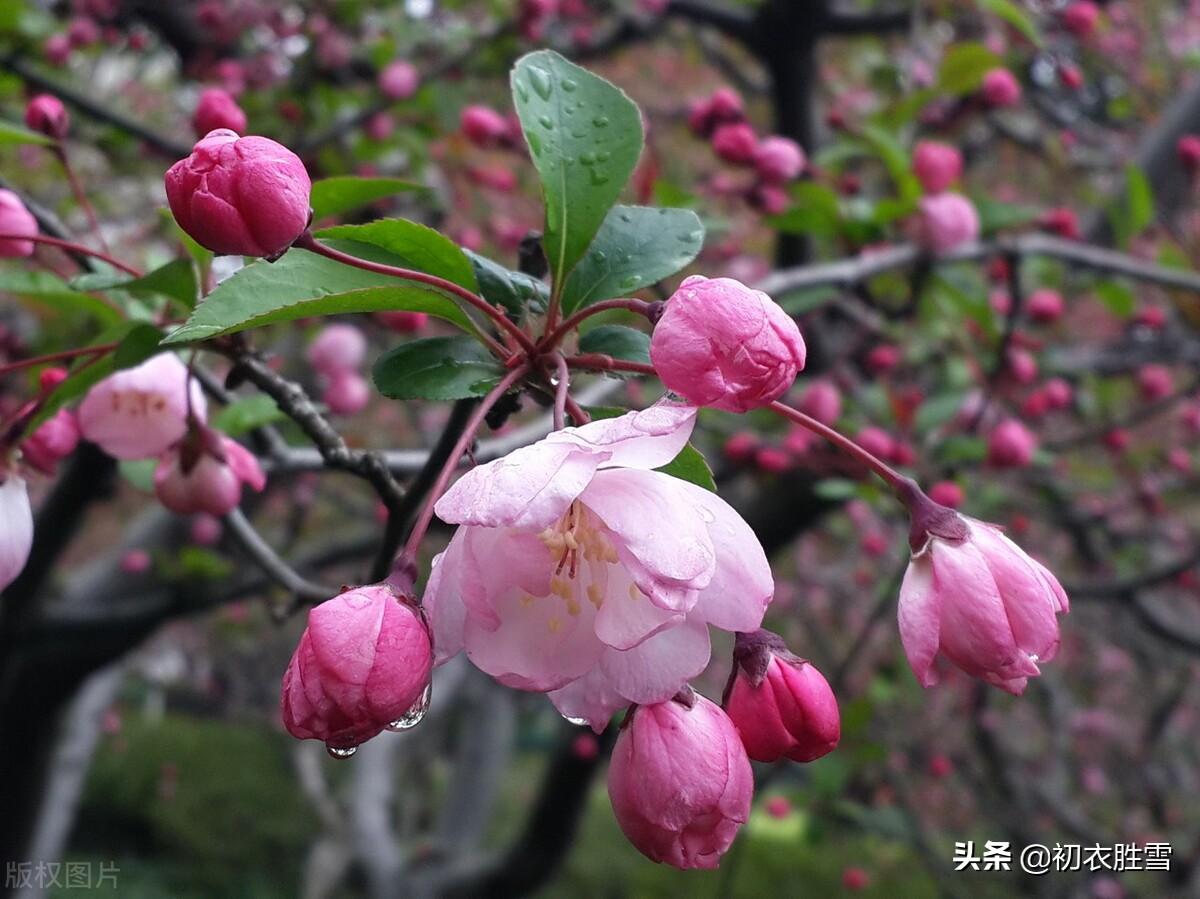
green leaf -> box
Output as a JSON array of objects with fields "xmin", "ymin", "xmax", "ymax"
[
  {"xmin": 0, "ymin": 270, "xmax": 123, "ymax": 326},
  {"xmin": 577, "ymin": 324, "xmax": 650, "ymax": 364},
  {"xmin": 768, "ymin": 183, "xmax": 842, "ymax": 238},
  {"xmin": 71, "ymin": 259, "xmax": 199, "ymax": 309},
  {"xmin": 813, "ymin": 478, "xmax": 859, "ymax": 500},
  {"xmin": 310, "ymin": 176, "xmax": 424, "ymax": 220},
  {"xmin": 211, "ymin": 394, "xmax": 284, "ymax": 436},
  {"xmin": 1123, "ymin": 164, "xmax": 1155, "ymax": 239},
  {"xmin": 560, "ymin": 206, "xmax": 703, "ymax": 313},
  {"xmin": 1094, "ymin": 281, "xmax": 1135, "ymax": 317},
  {"xmin": 0, "ymin": 118, "xmax": 53, "ymax": 146},
  {"xmin": 161, "ymin": 248, "xmax": 481, "ymax": 344},
  {"xmin": 315, "ymin": 219, "xmax": 478, "ymax": 290},
  {"xmin": 466, "ymin": 250, "xmax": 549, "ymax": 319},
  {"xmin": 977, "ymin": 0, "xmax": 1043, "ymax": 46},
  {"xmin": 974, "ymin": 197, "xmax": 1040, "ymax": 234},
  {"xmin": 511, "ymin": 50, "xmax": 644, "ymax": 291},
  {"xmin": 119, "ymin": 459, "xmax": 157, "ymax": 492},
  {"xmin": 937, "ymin": 43, "xmax": 1002, "ymax": 95},
  {"xmin": 113, "ymin": 323, "xmax": 166, "ymax": 366},
  {"xmin": 655, "ymin": 442, "xmax": 716, "ymax": 492},
  {"xmin": 372, "ymin": 336, "xmax": 504, "ymax": 400},
  {"xmin": 913, "ymin": 390, "xmax": 967, "ymax": 432}
]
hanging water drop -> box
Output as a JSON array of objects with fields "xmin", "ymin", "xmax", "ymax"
[
  {"xmin": 562, "ymin": 714, "xmax": 589, "ymax": 727},
  {"xmin": 326, "ymin": 744, "xmax": 358, "ymax": 759},
  {"xmin": 386, "ymin": 682, "xmax": 432, "ymax": 731}
]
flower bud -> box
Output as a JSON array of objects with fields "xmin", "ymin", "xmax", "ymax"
[
  {"xmin": 1043, "ymin": 377, "xmax": 1073, "ymax": 410},
  {"xmin": 1039, "ymin": 207, "xmax": 1081, "ymax": 239},
  {"xmin": 1062, "ymin": 1, "xmax": 1100, "ymax": 38},
  {"xmin": 1178, "ymin": 135, "xmax": 1200, "ymax": 173},
  {"xmin": 981, "ymin": 68, "xmax": 1021, "ymax": 107},
  {"xmin": 192, "ymin": 88, "xmax": 246, "ymax": 137},
  {"xmin": 378, "ymin": 60, "xmax": 419, "ymax": 100},
  {"xmin": 323, "ymin": 370, "xmax": 370, "ymax": 416},
  {"xmin": 722, "ymin": 630, "xmax": 840, "ymax": 763},
  {"xmin": 25, "ymin": 94, "xmax": 69, "ymax": 141},
  {"xmin": 20, "ymin": 408, "xmax": 79, "ymax": 475},
  {"xmin": 0, "ymin": 461, "xmax": 32, "ymax": 592},
  {"xmin": 165, "ymin": 129, "xmax": 312, "ymax": 258},
  {"xmin": 798, "ymin": 379, "xmax": 841, "ymax": 425},
  {"xmin": 608, "ymin": 693, "xmax": 752, "ymax": 869},
  {"xmin": 460, "ymin": 105, "xmax": 509, "ymax": 147},
  {"xmin": 912, "ymin": 140, "xmax": 962, "ymax": 193},
  {"xmin": 281, "ymin": 585, "xmax": 434, "ymax": 752},
  {"xmin": 916, "ymin": 193, "xmax": 979, "ymax": 254},
  {"xmin": 0, "ymin": 190, "xmax": 39, "ymax": 258},
  {"xmin": 753, "ymin": 136, "xmax": 805, "ymax": 183},
  {"xmin": 306, "ymin": 323, "xmax": 366, "ymax": 375},
  {"xmin": 987, "ymin": 418, "xmax": 1037, "ymax": 468},
  {"xmin": 711, "ymin": 123, "xmax": 758, "ymax": 164},
  {"xmin": 1027, "ymin": 288, "xmax": 1064, "ymax": 324},
  {"xmin": 928, "ymin": 480, "xmax": 964, "ymax": 508},
  {"xmin": 856, "ymin": 426, "xmax": 895, "ymax": 461},
  {"xmin": 1137, "ymin": 364, "xmax": 1172, "ymax": 402},
  {"xmin": 79, "ymin": 353, "xmax": 206, "ymax": 460},
  {"xmin": 375, "ymin": 310, "xmax": 428, "ymax": 333},
  {"xmin": 154, "ymin": 426, "xmax": 266, "ymax": 516},
  {"xmin": 650, "ymin": 275, "xmax": 805, "ymax": 413}
]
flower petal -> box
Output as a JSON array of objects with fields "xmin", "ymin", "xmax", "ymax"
[
  {"xmin": 593, "ymin": 562, "xmax": 686, "ymax": 651},
  {"xmin": 897, "ymin": 557, "xmax": 941, "ymax": 687},
  {"xmin": 549, "ymin": 402, "xmax": 697, "ymax": 471},
  {"xmin": 423, "ymin": 541, "xmax": 467, "ymax": 665},
  {"xmin": 0, "ymin": 473, "xmax": 32, "ymax": 592},
  {"xmin": 547, "ymin": 666, "xmax": 629, "ymax": 733},
  {"xmin": 599, "ymin": 618, "xmax": 711, "ymax": 704},
  {"xmin": 970, "ymin": 523, "xmax": 1063, "ymax": 663}
]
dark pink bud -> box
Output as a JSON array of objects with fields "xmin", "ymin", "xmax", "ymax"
[
  {"xmin": 753, "ymin": 136, "xmax": 805, "ymax": 183},
  {"xmin": 980, "ymin": 68, "xmax": 1021, "ymax": 107},
  {"xmin": 571, "ymin": 732, "xmax": 599, "ymax": 761},
  {"xmin": 67, "ymin": 16, "xmax": 100, "ymax": 48},
  {"xmin": 764, "ymin": 796, "xmax": 791, "ymax": 818},
  {"xmin": 43, "ymin": 33, "xmax": 71, "ymax": 66},
  {"xmin": 842, "ymin": 867, "xmax": 870, "ymax": 890},
  {"xmin": 154, "ymin": 428, "xmax": 266, "ymax": 517},
  {"xmin": 1062, "ymin": 2, "xmax": 1100, "ymax": 38},
  {"xmin": 281, "ymin": 585, "xmax": 434, "ymax": 753},
  {"xmin": 928, "ymin": 480, "xmax": 964, "ymax": 508},
  {"xmin": 1043, "ymin": 377, "xmax": 1073, "ymax": 410},
  {"xmin": 912, "ymin": 140, "xmax": 962, "ymax": 193},
  {"xmin": 120, "ymin": 548, "xmax": 151, "ymax": 573},
  {"xmin": 375, "ymin": 311, "xmax": 429, "ymax": 333},
  {"xmin": 798, "ymin": 379, "xmax": 842, "ymax": 425},
  {"xmin": 1137, "ymin": 364, "xmax": 1172, "ymax": 401},
  {"xmin": 987, "ymin": 419, "xmax": 1037, "ymax": 468},
  {"xmin": 608, "ymin": 694, "xmax": 752, "ymax": 869},
  {"xmin": 1006, "ymin": 347, "xmax": 1038, "ymax": 384},
  {"xmin": 1104, "ymin": 428, "xmax": 1130, "ymax": 453},
  {"xmin": 1059, "ymin": 64, "xmax": 1084, "ymax": 91},
  {"xmin": 1039, "ymin": 207, "xmax": 1081, "ymax": 239},
  {"xmin": 378, "ymin": 60, "xmax": 420, "ymax": 100},
  {"xmin": 707, "ymin": 87, "xmax": 744, "ymax": 124},
  {"xmin": 0, "ymin": 190, "xmax": 39, "ymax": 258},
  {"xmin": 20, "ymin": 408, "xmax": 80, "ymax": 475},
  {"xmin": 723, "ymin": 431, "xmax": 759, "ymax": 463},
  {"xmin": 190, "ymin": 513, "xmax": 222, "ymax": 545},
  {"xmin": 39, "ymin": 367, "xmax": 69, "ymax": 391},
  {"xmin": 711, "ymin": 123, "xmax": 758, "ymax": 164},
  {"xmin": 365, "ymin": 112, "xmax": 394, "ymax": 142},
  {"xmin": 25, "ymin": 94, "xmax": 69, "ymax": 140},
  {"xmin": 1027, "ymin": 288, "xmax": 1064, "ymax": 324},
  {"xmin": 755, "ymin": 446, "xmax": 791, "ymax": 473},
  {"xmin": 324, "ymin": 371, "xmax": 370, "ymax": 416},
  {"xmin": 1178, "ymin": 136, "xmax": 1200, "ymax": 172},
  {"xmin": 165, "ymin": 130, "xmax": 312, "ymax": 258},
  {"xmin": 460, "ymin": 105, "xmax": 509, "ymax": 147},
  {"xmin": 865, "ymin": 343, "xmax": 900, "ymax": 375},
  {"xmin": 192, "ymin": 88, "xmax": 246, "ymax": 137},
  {"xmin": 856, "ymin": 426, "xmax": 895, "ymax": 461},
  {"xmin": 748, "ymin": 183, "xmax": 789, "ymax": 215},
  {"xmin": 927, "ymin": 753, "xmax": 954, "ymax": 778},
  {"xmin": 1135, "ymin": 305, "xmax": 1166, "ymax": 329},
  {"xmin": 917, "ymin": 193, "xmax": 979, "ymax": 253}
]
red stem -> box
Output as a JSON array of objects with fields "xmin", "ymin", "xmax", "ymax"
[
  {"xmin": 538, "ymin": 298, "xmax": 653, "ymax": 351},
  {"xmin": 294, "ymin": 232, "xmax": 536, "ymax": 359},
  {"xmin": 551, "ymin": 352, "xmax": 570, "ymax": 431},
  {"xmin": 1, "ymin": 234, "xmax": 142, "ymax": 277},
  {"xmin": 0, "ymin": 342, "xmax": 118, "ymax": 377},
  {"xmin": 768, "ymin": 400, "xmax": 908, "ymax": 491},
  {"xmin": 55, "ymin": 146, "xmax": 112, "ymax": 256},
  {"xmin": 564, "ymin": 354, "xmax": 658, "ymax": 376}
]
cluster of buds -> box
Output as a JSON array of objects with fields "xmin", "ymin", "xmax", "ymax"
[
  {"xmin": 306, "ymin": 323, "xmax": 371, "ymax": 416},
  {"xmin": 910, "ymin": 139, "xmax": 979, "ymax": 254}
]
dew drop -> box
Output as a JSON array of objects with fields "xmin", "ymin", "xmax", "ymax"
[
  {"xmin": 326, "ymin": 744, "xmax": 358, "ymax": 759},
  {"xmin": 593, "ymin": 115, "xmax": 609, "ymax": 128},
  {"xmin": 589, "ymin": 169, "xmax": 609, "ymax": 186},
  {"xmin": 619, "ymin": 275, "xmax": 641, "ymax": 291},
  {"xmin": 538, "ymin": 115, "xmax": 554, "ymax": 130},
  {"xmin": 562, "ymin": 78, "xmax": 578, "ymax": 92},
  {"xmin": 562, "ymin": 714, "xmax": 589, "ymax": 726},
  {"xmin": 596, "ymin": 151, "xmax": 611, "ymax": 163},
  {"xmin": 580, "ymin": 150, "xmax": 597, "ymax": 165},
  {"xmin": 593, "ymin": 250, "xmax": 608, "ymax": 263},
  {"xmin": 386, "ymin": 682, "xmax": 432, "ymax": 731},
  {"xmin": 618, "ymin": 212, "xmax": 632, "ymax": 223},
  {"xmin": 527, "ymin": 66, "xmax": 553, "ymax": 100},
  {"xmin": 514, "ymin": 81, "xmax": 529, "ymax": 103},
  {"xmin": 698, "ymin": 506, "xmax": 716, "ymax": 524}
]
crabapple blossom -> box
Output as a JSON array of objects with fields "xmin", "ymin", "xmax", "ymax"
[
  {"xmin": 120, "ymin": 548, "xmax": 151, "ymax": 573},
  {"xmin": 928, "ymin": 480, "xmax": 964, "ymax": 508},
  {"xmin": 153, "ymin": 426, "xmax": 266, "ymax": 517},
  {"xmin": 607, "ymin": 692, "xmax": 752, "ymax": 869},
  {"xmin": 1062, "ymin": 1, "xmax": 1100, "ymax": 38},
  {"xmin": 20, "ymin": 408, "xmax": 79, "ymax": 476},
  {"xmin": 306, "ymin": 323, "xmax": 367, "ymax": 375},
  {"xmin": 912, "ymin": 140, "xmax": 962, "ymax": 193},
  {"xmin": 1007, "ymin": 347, "xmax": 1038, "ymax": 384},
  {"xmin": 0, "ymin": 459, "xmax": 33, "ymax": 592},
  {"xmin": 165, "ymin": 129, "xmax": 312, "ymax": 258},
  {"xmin": 192, "ymin": 87, "xmax": 246, "ymax": 136},
  {"xmin": 378, "ymin": 60, "xmax": 419, "ymax": 100},
  {"xmin": 323, "ymin": 371, "xmax": 370, "ymax": 416},
  {"xmin": 0, "ymin": 190, "xmax": 38, "ymax": 257},
  {"xmin": 1027, "ymin": 288, "xmax": 1064, "ymax": 324},
  {"xmin": 988, "ymin": 419, "xmax": 1037, "ymax": 468},
  {"xmin": 460, "ymin": 105, "xmax": 509, "ymax": 147},
  {"xmin": 281, "ymin": 585, "xmax": 433, "ymax": 752},
  {"xmin": 423, "ymin": 403, "xmax": 774, "ymax": 731},
  {"xmin": 798, "ymin": 380, "xmax": 841, "ymax": 425},
  {"xmin": 688, "ymin": 87, "xmax": 744, "ymax": 137},
  {"xmin": 981, "ymin": 68, "xmax": 1021, "ymax": 107},
  {"xmin": 78, "ymin": 353, "xmax": 206, "ymax": 460},
  {"xmin": 753, "ymin": 136, "xmax": 805, "ymax": 183},
  {"xmin": 650, "ymin": 275, "xmax": 806, "ymax": 413},
  {"xmin": 1039, "ymin": 207, "xmax": 1081, "ymax": 239},
  {"xmin": 723, "ymin": 431, "xmax": 758, "ymax": 463},
  {"xmin": 1137, "ymin": 364, "xmax": 1173, "ymax": 401},
  {"xmin": 1043, "ymin": 378, "xmax": 1074, "ymax": 410},
  {"xmin": 722, "ymin": 630, "xmax": 840, "ymax": 763},
  {"xmin": 25, "ymin": 94, "xmax": 69, "ymax": 140},
  {"xmin": 755, "ymin": 446, "xmax": 791, "ymax": 473},
  {"xmin": 190, "ymin": 513, "xmax": 222, "ymax": 545},
  {"xmin": 916, "ymin": 193, "xmax": 979, "ymax": 254},
  {"xmin": 43, "ymin": 33, "xmax": 71, "ymax": 66},
  {"xmin": 856, "ymin": 426, "xmax": 895, "ymax": 461},
  {"xmin": 865, "ymin": 343, "xmax": 900, "ymax": 374},
  {"xmin": 898, "ymin": 491, "xmax": 1069, "ymax": 695},
  {"xmin": 711, "ymin": 123, "xmax": 758, "ymax": 165}
]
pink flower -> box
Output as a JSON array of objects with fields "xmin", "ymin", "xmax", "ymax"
[
  {"xmin": 928, "ymin": 480, "xmax": 964, "ymax": 508},
  {"xmin": 753, "ymin": 136, "xmax": 805, "ymax": 183},
  {"xmin": 120, "ymin": 548, "xmax": 151, "ymax": 574},
  {"xmin": 607, "ymin": 692, "xmax": 752, "ymax": 869},
  {"xmin": 165, "ymin": 129, "xmax": 312, "ymax": 258},
  {"xmin": 79, "ymin": 353, "xmax": 206, "ymax": 460},
  {"xmin": 899, "ymin": 503, "xmax": 1069, "ymax": 695},
  {"xmin": 190, "ymin": 513, "xmax": 222, "ymax": 545},
  {"xmin": 1178, "ymin": 136, "xmax": 1200, "ymax": 172},
  {"xmin": 365, "ymin": 112, "xmax": 394, "ymax": 142},
  {"xmin": 323, "ymin": 371, "xmax": 370, "ymax": 416},
  {"xmin": 650, "ymin": 275, "xmax": 806, "ymax": 413},
  {"xmin": 1006, "ymin": 347, "xmax": 1038, "ymax": 384},
  {"xmin": 980, "ymin": 68, "xmax": 1021, "ymax": 107},
  {"xmin": 0, "ymin": 460, "xmax": 33, "ymax": 591},
  {"xmin": 1039, "ymin": 207, "xmax": 1080, "ymax": 239},
  {"xmin": 25, "ymin": 94, "xmax": 69, "ymax": 140},
  {"xmin": 916, "ymin": 193, "xmax": 979, "ymax": 254},
  {"xmin": 856, "ymin": 426, "xmax": 895, "ymax": 461},
  {"xmin": 688, "ymin": 87, "xmax": 744, "ymax": 137},
  {"xmin": 192, "ymin": 88, "xmax": 246, "ymax": 137},
  {"xmin": 20, "ymin": 408, "xmax": 79, "ymax": 475},
  {"xmin": 0, "ymin": 190, "xmax": 38, "ymax": 258},
  {"xmin": 798, "ymin": 380, "xmax": 841, "ymax": 425},
  {"xmin": 43, "ymin": 33, "xmax": 71, "ymax": 66},
  {"xmin": 987, "ymin": 419, "xmax": 1037, "ymax": 468},
  {"xmin": 912, "ymin": 140, "xmax": 962, "ymax": 193},
  {"xmin": 375, "ymin": 311, "xmax": 428, "ymax": 333},
  {"xmin": 1043, "ymin": 378, "xmax": 1073, "ymax": 410},
  {"xmin": 423, "ymin": 404, "xmax": 773, "ymax": 730},
  {"xmin": 1062, "ymin": 1, "xmax": 1100, "ymax": 38},
  {"xmin": 460, "ymin": 105, "xmax": 509, "ymax": 147},
  {"xmin": 378, "ymin": 60, "xmax": 419, "ymax": 100},
  {"xmin": 306, "ymin": 323, "xmax": 366, "ymax": 375},
  {"xmin": 865, "ymin": 343, "xmax": 900, "ymax": 374},
  {"xmin": 1027, "ymin": 288, "xmax": 1064, "ymax": 324},
  {"xmin": 1137, "ymin": 364, "xmax": 1172, "ymax": 401},
  {"xmin": 281, "ymin": 585, "xmax": 433, "ymax": 751},
  {"xmin": 711, "ymin": 123, "xmax": 758, "ymax": 165},
  {"xmin": 722, "ymin": 630, "xmax": 840, "ymax": 762},
  {"xmin": 154, "ymin": 426, "xmax": 266, "ymax": 516}
]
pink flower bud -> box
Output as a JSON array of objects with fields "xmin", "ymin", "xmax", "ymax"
[
  {"xmin": 67, "ymin": 16, "xmax": 100, "ymax": 47},
  {"xmin": 1168, "ymin": 447, "xmax": 1191, "ymax": 473},
  {"xmin": 43, "ymin": 33, "xmax": 71, "ymax": 66},
  {"xmin": 1006, "ymin": 347, "xmax": 1038, "ymax": 384},
  {"xmin": 1059, "ymin": 63, "xmax": 1084, "ymax": 90},
  {"xmin": 865, "ymin": 343, "xmax": 900, "ymax": 375},
  {"xmin": 987, "ymin": 418, "xmax": 1037, "ymax": 468},
  {"xmin": 798, "ymin": 380, "xmax": 841, "ymax": 425},
  {"xmin": 1104, "ymin": 428, "xmax": 1130, "ymax": 453},
  {"xmin": 608, "ymin": 693, "xmax": 752, "ymax": 869},
  {"xmin": 1027, "ymin": 288, "xmax": 1064, "ymax": 324},
  {"xmin": 190, "ymin": 513, "xmax": 222, "ymax": 545},
  {"xmin": 764, "ymin": 796, "xmax": 792, "ymax": 818},
  {"xmin": 928, "ymin": 480, "xmax": 964, "ymax": 508},
  {"xmin": 460, "ymin": 105, "xmax": 509, "ymax": 147},
  {"xmin": 707, "ymin": 87, "xmax": 744, "ymax": 125},
  {"xmin": 711, "ymin": 123, "xmax": 758, "ymax": 164},
  {"xmin": 165, "ymin": 129, "xmax": 312, "ymax": 258},
  {"xmin": 20, "ymin": 408, "xmax": 80, "ymax": 475},
  {"xmin": 1137, "ymin": 364, "xmax": 1172, "ymax": 401},
  {"xmin": 900, "ymin": 496, "xmax": 1068, "ymax": 694},
  {"xmin": 916, "ymin": 193, "xmax": 979, "ymax": 254},
  {"xmin": 753, "ymin": 136, "xmax": 805, "ymax": 183},
  {"xmin": 378, "ymin": 60, "xmax": 420, "ymax": 100},
  {"xmin": 1043, "ymin": 377, "xmax": 1073, "ymax": 410},
  {"xmin": 0, "ymin": 190, "xmax": 39, "ymax": 258},
  {"xmin": 1039, "ymin": 207, "xmax": 1081, "ymax": 239},
  {"xmin": 25, "ymin": 94, "xmax": 69, "ymax": 140},
  {"xmin": 323, "ymin": 371, "xmax": 370, "ymax": 416},
  {"xmin": 365, "ymin": 112, "xmax": 394, "ymax": 142},
  {"xmin": 154, "ymin": 427, "xmax": 266, "ymax": 516},
  {"xmin": 375, "ymin": 310, "xmax": 428, "ymax": 333},
  {"xmin": 723, "ymin": 431, "xmax": 758, "ymax": 463},
  {"xmin": 192, "ymin": 88, "xmax": 246, "ymax": 137},
  {"xmin": 1062, "ymin": 1, "xmax": 1100, "ymax": 38},
  {"xmin": 755, "ymin": 446, "xmax": 791, "ymax": 473},
  {"xmin": 980, "ymin": 68, "xmax": 1021, "ymax": 107},
  {"xmin": 0, "ymin": 463, "xmax": 32, "ymax": 591},
  {"xmin": 1178, "ymin": 135, "xmax": 1200, "ymax": 172},
  {"xmin": 1135, "ymin": 305, "xmax": 1166, "ymax": 329},
  {"xmin": 748, "ymin": 183, "xmax": 789, "ymax": 215},
  {"xmin": 856, "ymin": 426, "xmax": 895, "ymax": 461},
  {"xmin": 79, "ymin": 353, "xmax": 206, "ymax": 460},
  {"xmin": 843, "ymin": 867, "xmax": 871, "ymax": 890},
  {"xmin": 120, "ymin": 548, "xmax": 151, "ymax": 574},
  {"xmin": 650, "ymin": 275, "xmax": 806, "ymax": 412},
  {"xmin": 723, "ymin": 631, "xmax": 840, "ymax": 763},
  {"xmin": 306, "ymin": 323, "xmax": 366, "ymax": 375},
  {"xmin": 281, "ymin": 585, "xmax": 433, "ymax": 752},
  {"xmin": 912, "ymin": 140, "xmax": 962, "ymax": 193}
]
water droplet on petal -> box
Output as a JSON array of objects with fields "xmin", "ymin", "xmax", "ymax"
[
  {"xmin": 386, "ymin": 682, "xmax": 432, "ymax": 731},
  {"xmin": 514, "ymin": 81, "xmax": 529, "ymax": 103},
  {"xmin": 562, "ymin": 714, "xmax": 589, "ymax": 727},
  {"xmin": 326, "ymin": 744, "xmax": 358, "ymax": 759},
  {"xmin": 698, "ymin": 506, "xmax": 716, "ymax": 523}
]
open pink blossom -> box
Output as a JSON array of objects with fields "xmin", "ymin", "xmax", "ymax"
[
  {"xmin": 650, "ymin": 275, "xmax": 806, "ymax": 413},
  {"xmin": 899, "ymin": 504, "xmax": 1069, "ymax": 695},
  {"xmin": 154, "ymin": 426, "xmax": 266, "ymax": 516},
  {"xmin": 0, "ymin": 190, "xmax": 38, "ymax": 258},
  {"xmin": 423, "ymin": 403, "xmax": 773, "ymax": 731},
  {"xmin": 0, "ymin": 458, "xmax": 33, "ymax": 592},
  {"xmin": 608, "ymin": 692, "xmax": 752, "ymax": 869},
  {"xmin": 281, "ymin": 585, "xmax": 433, "ymax": 751},
  {"xmin": 78, "ymin": 353, "xmax": 206, "ymax": 460}
]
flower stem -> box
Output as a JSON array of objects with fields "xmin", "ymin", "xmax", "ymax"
[
  {"xmin": 551, "ymin": 352, "xmax": 570, "ymax": 431},
  {"xmin": 538, "ymin": 298, "xmax": 653, "ymax": 351},
  {"xmin": 1, "ymin": 233, "xmax": 142, "ymax": 277},
  {"xmin": 293, "ymin": 231, "xmax": 536, "ymax": 359},
  {"xmin": 563, "ymin": 354, "xmax": 658, "ymax": 377},
  {"xmin": 53, "ymin": 146, "xmax": 112, "ymax": 256},
  {"xmin": 768, "ymin": 400, "xmax": 909, "ymax": 492},
  {"xmin": 0, "ymin": 342, "xmax": 118, "ymax": 378}
]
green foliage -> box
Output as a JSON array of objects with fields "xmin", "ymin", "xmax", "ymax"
[
  {"xmin": 372, "ymin": 335, "xmax": 504, "ymax": 400},
  {"xmin": 576, "ymin": 324, "xmax": 650, "ymax": 364},
  {"xmin": 0, "ymin": 117, "xmax": 53, "ymax": 145},
  {"xmin": 937, "ymin": 42, "xmax": 1002, "ymax": 95},
  {"xmin": 315, "ymin": 219, "xmax": 478, "ymax": 290},
  {"xmin": 466, "ymin": 249, "xmax": 550, "ymax": 319},
  {"xmin": 559, "ymin": 205, "xmax": 704, "ymax": 313},
  {"xmin": 1094, "ymin": 281, "xmax": 1135, "ymax": 317},
  {"xmin": 974, "ymin": 197, "xmax": 1040, "ymax": 235},
  {"xmin": 0, "ymin": 269, "xmax": 125, "ymax": 326},
  {"xmin": 511, "ymin": 50, "xmax": 644, "ymax": 292},
  {"xmin": 211, "ymin": 394, "xmax": 285, "ymax": 436},
  {"xmin": 1108, "ymin": 164, "xmax": 1155, "ymax": 248},
  {"xmin": 309, "ymin": 175, "xmax": 424, "ymax": 220},
  {"xmin": 976, "ymin": 0, "xmax": 1043, "ymax": 46},
  {"xmin": 72, "ymin": 259, "xmax": 199, "ymax": 311}
]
